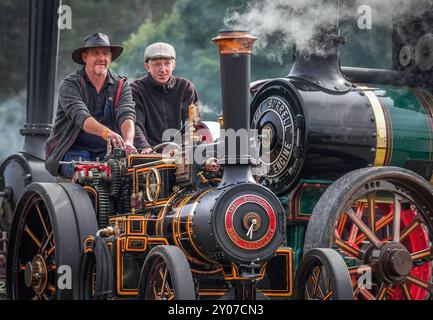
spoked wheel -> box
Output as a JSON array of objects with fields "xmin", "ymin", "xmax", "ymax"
[
  {"xmin": 138, "ymin": 245, "xmax": 195, "ymax": 300},
  {"xmin": 304, "ymin": 167, "xmax": 433, "ymax": 300},
  {"xmin": 7, "ymin": 183, "xmax": 97, "ymax": 300},
  {"xmin": 296, "ymin": 248, "xmax": 354, "ymax": 300}
]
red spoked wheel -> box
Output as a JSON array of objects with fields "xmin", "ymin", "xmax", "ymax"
[{"xmin": 304, "ymin": 167, "xmax": 433, "ymax": 300}]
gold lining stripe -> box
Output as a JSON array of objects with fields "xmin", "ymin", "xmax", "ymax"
[
  {"xmin": 360, "ymin": 87, "xmax": 388, "ymax": 166},
  {"xmin": 186, "ymin": 189, "xmax": 219, "ymax": 266},
  {"xmin": 413, "ymin": 88, "xmax": 433, "ymax": 161},
  {"xmin": 261, "ymin": 248, "xmax": 293, "ymax": 297}
]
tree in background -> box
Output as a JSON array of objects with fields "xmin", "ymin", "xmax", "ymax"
[
  {"xmin": 0, "ymin": 0, "xmax": 392, "ymax": 161},
  {"xmin": 0, "ymin": 0, "xmax": 175, "ymax": 161},
  {"xmin": 57, "ymin": 0, "xmax": 174, "ymax": 80}
]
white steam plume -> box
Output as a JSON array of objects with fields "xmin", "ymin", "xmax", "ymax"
[{"xmin": 224, "ymin": 0, "xmax": 430, "ymax": 62}]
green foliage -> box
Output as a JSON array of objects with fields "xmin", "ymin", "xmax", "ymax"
[
  {"xmin": 58, "ymin": 0, "xmax": 174, "ymax": 80},
  {"xmin": 0, "ymin": 0, "xmax": 28, "ymax": 101},
  {"xmin": 0, "ymin": 0, "xmax": 397, "ymax": 161}
]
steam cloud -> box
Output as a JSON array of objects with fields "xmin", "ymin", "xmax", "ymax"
[
  {"xmin": 224, "ymin": 0, "xmax": 431, "ymax": 62},
  {"xmin": 0, "ymin": 93, "xmax": 25, "ymax": 161}
]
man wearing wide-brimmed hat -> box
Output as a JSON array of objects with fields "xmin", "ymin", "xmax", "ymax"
[
  {"xmin": 45, "ymin": 33, "xmax": 137, "ymax": 178},
  {"xmin": 132, "ymin": 42, "xmax": 199, "ymax": 152}
]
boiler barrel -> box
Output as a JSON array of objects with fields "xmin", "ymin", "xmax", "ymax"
[{"xmin": 250, "ymin": 79, "xmax": 433, "ymax": 194}]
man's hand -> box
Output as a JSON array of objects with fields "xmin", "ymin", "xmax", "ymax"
[
  {"xmin": 105, "ymin": 129, "xmax": 125, "ymax": 149},
  {"xmin": 124, "ymin": 140, "xmax": 137, "ymax": 155},
  {"xmin": 141, "ymin": 147, "xmax": 153, "ymax": 154}
]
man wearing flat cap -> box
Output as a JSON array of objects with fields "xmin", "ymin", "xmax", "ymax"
[
  {"xmin": 45, "ymin": 33, "xmax": 137, "ymax": 178},
  {"xmin": 132, "ymin": 42, "xmax": 199, "ymax": 152}
]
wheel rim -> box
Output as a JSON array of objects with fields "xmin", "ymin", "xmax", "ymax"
[
  {"xmin": 146, "ymin": 257, "xmax": 175, "ymax": 300},
  {"xmin": 11, "ymin": 194, "xmax": 57, "ymax": 300},
  {"xmin": 334, "ymin": 184, "xmax": 433, "ymax": 300}
]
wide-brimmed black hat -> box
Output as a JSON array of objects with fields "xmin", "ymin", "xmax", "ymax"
[{"xmin": 72, "ymin": 33, "xmax": 123, "ymax": 65}]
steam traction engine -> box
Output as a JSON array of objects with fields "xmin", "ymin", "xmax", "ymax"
[
  {"xmin": 7, "ymin": 32, "xmax": 354, "ymax": 300},
  {"xmin": 3, "ymin": 0, "xmax": 433, "ymax": 301},
  {"xmin": 250, "ymin": 17, "xmax": 433, "ymax": 300}
]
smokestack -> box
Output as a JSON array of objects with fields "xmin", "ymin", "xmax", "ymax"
[
  {"xmin": 288, "ymin": 27, "xmax": 351, "ymax": 93},
  {"xmin": 212, "ymin": 31, "xmax": 257, "ymax": 187},
  {"xmin": 20, "ymin": 0, "xmax": 60, "ymax": 159}
]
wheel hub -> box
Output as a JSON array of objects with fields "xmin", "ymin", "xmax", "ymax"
[
  {"xmin": 370, "ymin": 242, "xmax": 413, "ymax": 284},
  {"xmin": 262, "ymin": 123, "xmax": 276, "ymax": 151},
  {"xmin": 24, "ymin": 254, "xmax": 48, "ymax": 294},
  {"xmin": 242, "ymin": 212, "xmax": 261, "ymax": 232}
]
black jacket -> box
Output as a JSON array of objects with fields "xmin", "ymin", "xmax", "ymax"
[{"xmin": 131, "ymin": 74, "xmax": 198, "ymax": 147}]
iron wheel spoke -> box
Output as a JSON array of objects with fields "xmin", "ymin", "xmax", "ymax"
[
  {"xmin": 322, "ymin": 290, "xmax": 333, "ymax": 300},
  {"xmin": 359, "ymin": 288, "xmax": 376, "ymax": 300},
  {"xmin": 45, "ymin": 245, "xmax": 56, "ymax": 258},
  {"xmin": 367, "ymin": 194, "xmax": 376, "ymax": 233},
  {"xmin": 393, "ymin": 195, "xmax": 402, "ymax": 242},
  {"xmin": 401, "ymin": 283, "xmax": 413, "ymax": 300},
  {"xmin": 312, "ymin": 267, "xmax": 322, "ymax": 298},
  {"xmin": 336, "ymin": 213, "xmax": 348, "ymax": 238},
  {"xmin": 346, "ymin": 208, "xmax": 383, "ymax": 249},
  {"xmin": 334, "ymin": 231, "xmax": 363, "ymax": 259},
  {"xmin": 158, "ymin": 265, "xmax": 169, "ymax": 299},
  {"xmin": 348, "ymin": 203, "xmax": 365, "ymax": 244},
  {"xmin": 406, "ymin": 275, "xmax": 433, "ymax": 294},
  {"xmin": 411, "ymin": 247, "xmax": 433, "ymax": 263},
  {"xmin": 376, "ymin": 283, "xmax": 389, "ymax": 300},
  {"xmin": 400, "ymin": 218, "xmax": 422, "ymax": 242},
  {"xmin": 355, "ymin": 213, "xmax": 393, "ymax": 245},
  {"xmin": 35, "ymin": 203, "xmax": 50, "ymax": 238},
  {"xmin": 24, "ymin": 225, "xmax": 42, "ymax": 248},
  {"xmin": 39, "ymin": 231, "xmax": 53, "ymax": 256}
]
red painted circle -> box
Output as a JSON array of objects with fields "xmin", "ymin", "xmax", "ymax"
[{"xmin": 224, "ymin": 194, "xmax": 276, "ymax": 250}]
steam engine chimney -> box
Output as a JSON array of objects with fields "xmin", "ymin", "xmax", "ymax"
[
  {"xmin": 0, "ymin": 0, "xmax": 57, "ymax": 216},
  {"xmin": 288, "ymin": 27, "xmax": 351, "ymax": 93},
  {"xmin": 21, "ymin": 0, "xmax": 60, "ymax": 159},
  {"xmin": 212, "ymin": 31, "xmax": 257, "ymax": 187}
]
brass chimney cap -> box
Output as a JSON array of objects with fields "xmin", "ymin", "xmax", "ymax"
[{"xmin": 212, "ymin": 30, "xmax": 257, "ymax": 55}]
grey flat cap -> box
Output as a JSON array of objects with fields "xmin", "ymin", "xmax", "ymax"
[{"xmin": 144, "ymin": 42, "xmax": 176, "ymax": 62}]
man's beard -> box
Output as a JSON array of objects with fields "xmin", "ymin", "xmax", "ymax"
[{"xmin": 93, "ymin": 64, "xmax": 107, "ymax": 76}]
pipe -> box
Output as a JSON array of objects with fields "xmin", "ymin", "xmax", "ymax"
[
  {"xmin": 212, "ymin": 31, "xmax": 257, "ymax": 186},
  {"xmin": 21, "ymin": 0, "xmax": 60, "ymax": 159},
  {"xmin": 341, "ymin": 66, "xmax": 413, "ymax": 86},
  {"xmin": 288, "ymin": 28, "xmax": 351, "ymax": 93}
]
